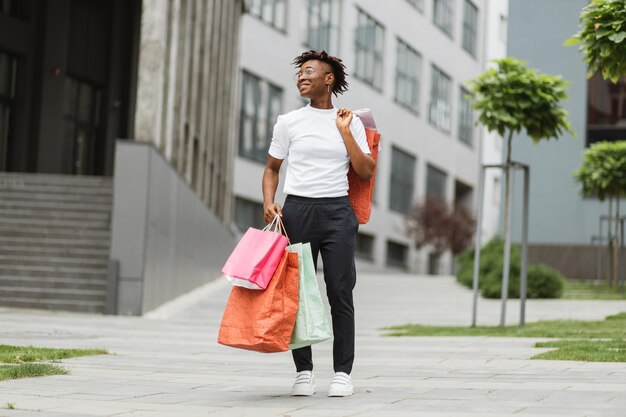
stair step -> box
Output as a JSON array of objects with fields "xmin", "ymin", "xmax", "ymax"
[
  {"xmin": 0, "ymin": 225, "xmax": 111, "ymax": 239},
  {"xmin": 0, "ymin": 208, "xmax": 110, "ymax": 222},
  {"xmin": 0, "ymin": 287, "xmax": 106, "ymax": 302},
  {"xmin": 0, "ymin": 276, "xmax": 106, "ymax": 291},
  {"xmin": 0, "ymin": 244, "xmax": 109, "ymax": 258},
  {"xmin": 0, "ymin": 254, "xmax": 109, "ymax": 268},
  {"xmin": 0, "ymin": 199, "xmax": 112, "ymax": 213},
  {"xmin": 0, "ymin": 217, "xmax": 110, "ymax": 230},
  {"xmin": 0, "ymin": 264, "xmax": 108, "ymax": 278},
  {"xmin": 0, "ymin": 235, "xmax": 111, "ymax": 248},
  {"xmin": 0, "ymin": 190, "xmax": 112, "ymax": 205},
  {"xmin": 0, "ymin": 183, "xmax": 112, "ymax": 196},
  {"xmin": 0, "ymin": 173, "xmax": 112, "ymax": 188},
  {"xmin": 0, "ymin": 296, "xmax": 105, "ymax": 313}
]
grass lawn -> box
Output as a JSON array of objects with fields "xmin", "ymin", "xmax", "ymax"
[
  {"xmin": 562, "ymin": 280, "xmax": 626, "ymax": 300},
  {"xmin": 383, "ymin": 312, "xmax": 626, "ymax": 362},
  {"xmin": 0, "ymin": 345, "xmax": 107, "ymax": 381}
]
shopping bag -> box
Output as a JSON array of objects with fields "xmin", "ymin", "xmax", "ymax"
[
  {"xmin": 348, "ymin": 108, "xmax": 381, "ymax": 225},
  {"xmin": 287, "ymin": 242, "xmax": 333, "ymax": 350},
  {"xmin": 222, "ymin": 215, "xmax": 289, "ymax": 290},
  {"xmin": 218, "ymin": 251, "xmax": 299, "ymax": 353}
]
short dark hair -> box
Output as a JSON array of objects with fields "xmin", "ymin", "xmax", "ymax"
[{"xmin": 292, "ymin": 50, "xmax": 348, "ymax": 96}]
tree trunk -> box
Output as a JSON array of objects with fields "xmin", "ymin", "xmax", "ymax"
[
  {"xmin": 614, "ymin": 195, "xmax": 620, "ymax": 290},
  {"xmin": 608, "ymin": 197, "xmax": 613, "ymax": 287},
  {"xmin": 500, "ymin": 130, "xmax": 514, "ymax": 327}
]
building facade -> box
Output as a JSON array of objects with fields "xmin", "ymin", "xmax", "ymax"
[
  {"xmin": 507, "ymin": 0, "xmax": 620, "ymax": 280},
  {"xmin": 233, "ymin": 0, "xmax": 490, "ymax": 274},
  {"xmin": 0, "ymin": 0, "xmax": 243, "ymax": 313}
]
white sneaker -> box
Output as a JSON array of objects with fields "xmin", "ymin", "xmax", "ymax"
[
  {"xmin": 291, "ymin": 370, "xmax": 315, "ymax": 396},
  {"xmin": 328, "ymin": 372, "xmax": 353, "ymax": 397}
]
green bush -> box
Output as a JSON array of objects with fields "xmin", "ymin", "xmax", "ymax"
[{"xmin": 456, "ymin": 237, "xmax": 564, "ymax": 299}]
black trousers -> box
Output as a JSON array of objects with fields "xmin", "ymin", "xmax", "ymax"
[{"xmin": 281, "ymin": 194, "xmax": 358, "ymax": 375}]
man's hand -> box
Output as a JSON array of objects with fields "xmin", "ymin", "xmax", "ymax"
[
  {"xmin": 336, "ymin": 108, "xmax": 353, "ymax": 131},
  {"xmin": 264, "ymin": 203, "xmax": 282, "ymax": 224}
]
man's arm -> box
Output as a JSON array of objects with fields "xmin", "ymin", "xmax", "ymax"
[{"xmin": 262, "ymin": 155, "xmax": 284, "ymax": 223}]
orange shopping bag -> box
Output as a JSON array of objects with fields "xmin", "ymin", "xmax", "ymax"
[
  {"xmin": 217, "ymin": 251, "xmax": 299, "ymax": 353},
  {"xmin": 348, "ymin": 109, "xmax": 381, "ymax": 224}
]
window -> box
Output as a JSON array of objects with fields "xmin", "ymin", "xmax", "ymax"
[
  {"xmin": 239, "ymin": 71, "xmax": 283, "ymax": 163},
  {"xmin": 306, "ymin": 0, "xmax": 341, "ymax": 54},
  {"xmin": 395, "ymin": 38, "xmax": 422, "ymax": 113},
  {"xmin": 462, "ymin": 0, "xmax": 478, "ymax": 57},
  {"xmin": 63, "ymin": 77, "xmax": 103, "ymax": 175},
  {"xmin": 433, "ymin": 0, "xmax": 454, "ymax": 37},
  {"xmin": 0, "ymin": 0, "xmax": 28, "ymax": 19},
  {"xmin": 587, "ymin": 72, "xmax": 626, "ymax": 146},
  {"xmin": 354, "ymin": 9, "xmax": 384, "ymax": 90},
  {"xmin": 356, "ymin": 232, "xmax": 375, "ymax": 260},
  {"xmin": 405, "ymin": 0, "xmax": 424, "ymax": 12},
  {"xmin": 0, "ymin": 51, "xmax": 16, "ymax": 171},
  {"xmin": 248, "ymin": 0, "xmax": 287, "ymax": 31},
  {"xmin": 386, "ymin": 240, "xmax": 408, "ymax": 269},
  {"xmin": 428, "ymin": 253, "xmax": 440, "ymax": 275},
  {"xmin": 458, "ymin": 86, "xmax": 473, "ymax": 146},
  {"xmin": 454, "ymin": 179, "xmax": 473, "ymax": 209},
  {"xmin": 429, "ymin": 65, "xmax": 452, "ymax": 132},
  {"xmin": 234, "ymin": 197, "xmax": 265, "ymax": 232},
  {"xmin": 389, "ymin": 146, "xmax": 416, "ymax": 213},
  {"xmin": 426, "ymin": 164, "xmax": 447, "ymax": 201}
]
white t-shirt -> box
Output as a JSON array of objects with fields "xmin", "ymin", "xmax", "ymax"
[{"xmin": 268, "ymin": 105, "xmax": 371, "ymax": 198}]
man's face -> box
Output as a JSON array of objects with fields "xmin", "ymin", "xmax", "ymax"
[{"xmin": 296, "ymin": 59, "xmax": 333, "ymax": 98}]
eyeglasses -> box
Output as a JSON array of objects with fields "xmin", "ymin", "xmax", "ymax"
[{"xmin": 293, "ymin": 67, "xmax": 331, "ymax": 80}]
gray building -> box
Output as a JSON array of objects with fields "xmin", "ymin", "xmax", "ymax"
[
  {"xmin": 233, "ymin": 0, "xmax": 496, "ymax": 274},
  {"xmin": 507, "ymin": 0, "xmax": 621, "ymax": 279},
  {"xmin": 0, "ymin": 0, "xmax": 242, "ymax": 314}
]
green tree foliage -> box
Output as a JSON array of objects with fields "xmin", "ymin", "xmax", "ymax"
[
  {"xmin": 467, "ymin": 58, "xmax": 574, "ymax": 152},
  {"xmin": 565, "ymin": 0, "xmax": 626, "ymax": 83},
  {"xmin": 573, "ymin": 141, "xmax": 626, "ymax": 200}
]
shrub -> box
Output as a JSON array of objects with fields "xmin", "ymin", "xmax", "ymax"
[{"xmin": 456, "ymin": 237, "xmax": 564, "ymax": 299}]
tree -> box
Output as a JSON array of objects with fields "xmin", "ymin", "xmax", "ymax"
[
  {"xmin": 467, "ymin": 57, "xmax": 574, "ymax": 325},
  {"xmin": 574, "ymin": 141, "xmax": 626, "ymax": 289},
  {"xmin": 406, "ymin": 196, "xmax": 475, "ymax": 259},
  {"xmin": 565, "ymin": 0, "xmax": 626, "ymax": 83}
]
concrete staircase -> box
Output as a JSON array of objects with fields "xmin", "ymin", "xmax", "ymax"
[{"xmin": 0, "ymin": 173, "xmax": 113, "ymax": 313}]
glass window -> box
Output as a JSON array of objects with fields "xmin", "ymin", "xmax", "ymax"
[
  {"xmin": 433, "ymin": 0, "xmax": 454, "ymax": 37},
  {"xmin": 587, "ymin": 72, "xmax": 626, "ymax": 146},
  {"xmin": 405, "ymin": 0, "xmax": 424, "ymax": 12},
  {"xmin": 354, "ymin": 8, "xmax": 385, "ymax": 90},
  {"xmin": 458, "ymin": 86, "xmax": 473, "ymax": 146},
  {"xmin": 248, "ymin": 0, "xmax": 287, "ymax": 31},
  {"xmin": 428, "ymin": 253, "xmax": 440, "ymax": 274},
  {"xmin": 234, "ymin": 197, "xmax": 265, "ymax": 232},
  {"xmin": 356, "ymin": 232, "xmax": 375, "ymax": 260},
  {"xmin": 389, "ymin": 146, "xmax": 416, "ymax": 213},
  {"xmin": 0, "ymin": 0, "xmax": 27, "ymax": 19},
  {"xmin": 426, "ymin": 164, "xmax": 447, "ymax": 201},
  {"xmin": 306, "ymin": 0, "xmax": 340, "ymax": 54},
  {"xmin": 462, "ymin": 0, "xmax": 479, "ymax": 57},
  {"xmin": 0, "ymin": 51, "xmax": 16, "ymax": 171},
  {"xmin": 63, "ymin": 77, "xmax": 102, "ymax": 175},
  {"xmin": 395, "ymin": 38, "xmax": 422, "ymax": 113},
  {"xmin": 239, "ymin": 71, "xmax": 283, "ymax": 163},
  {"xmin": 386, "ymin": 240, "xmax": 408, "ymax": 269},
  {"xmin": 428, "ymin": 65, "xmax": 452, "ymax": 132}
]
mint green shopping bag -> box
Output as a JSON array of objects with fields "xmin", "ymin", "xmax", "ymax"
[{"xmin": 287, "ymin": 242, "xmax": 332, "ymax": 350}]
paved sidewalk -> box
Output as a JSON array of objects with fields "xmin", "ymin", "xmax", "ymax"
[{"xmin": 1, "ymin": 272, "xmax": 626, "ymax": 416}]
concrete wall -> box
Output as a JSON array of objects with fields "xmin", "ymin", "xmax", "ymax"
[{"xmin": 110, "ymin": 141, "xmax": 236, "ymax": 315}]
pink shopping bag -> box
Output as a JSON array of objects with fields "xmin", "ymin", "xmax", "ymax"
[{"xmin": 221, "ymin": 215, "xmax": 289, "ymax": 290}]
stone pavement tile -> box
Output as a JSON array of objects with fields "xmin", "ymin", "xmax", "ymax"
[
  {"xmin": 515, "ymin": 406, "xmax": 623, "ymax": 417},
  {"xmin": 565, "ymin": 382, "xmax": 626, "ymax": 392}
]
